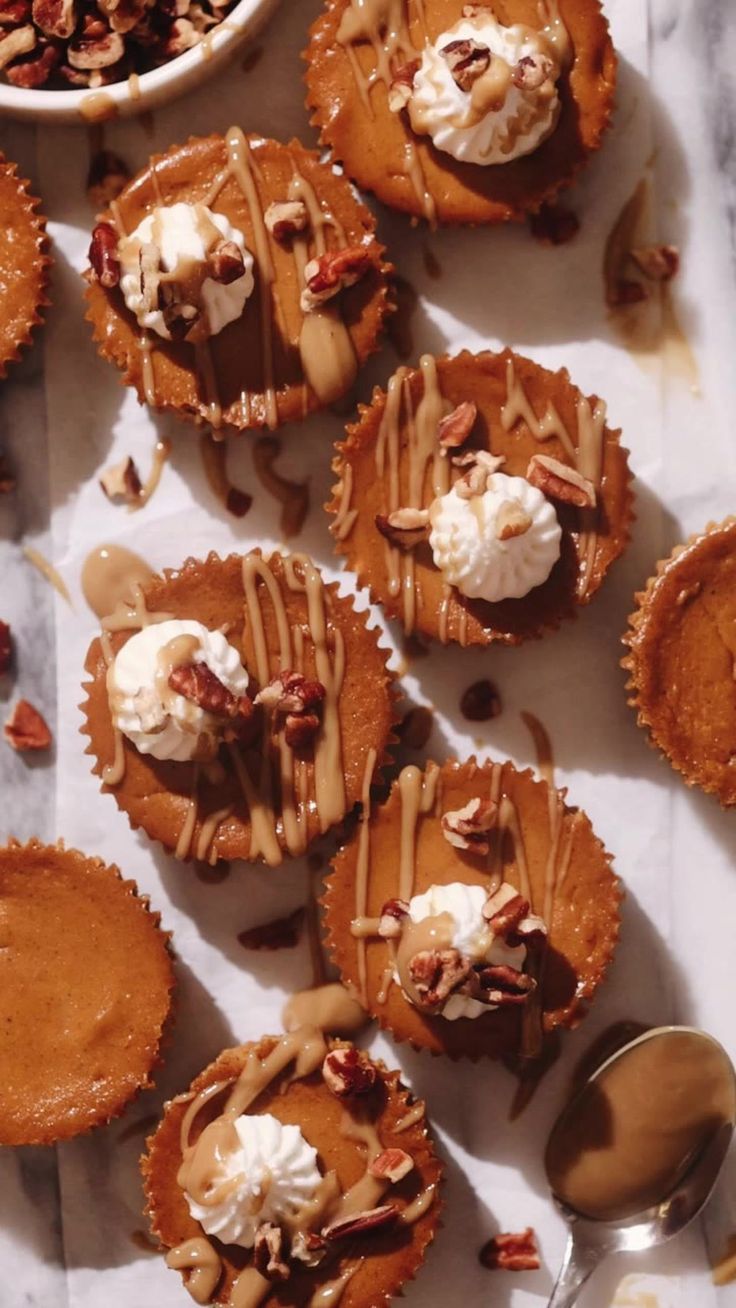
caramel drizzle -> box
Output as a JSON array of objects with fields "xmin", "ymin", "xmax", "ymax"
[
  {"xmin": 331, "ymin": 461, "xmax": 358, "ymax": 541},
  {"xmin": 165, "ymin": 1238, "xmax": 222, "ymax": 1306},
  {"xmin": 22, "ymin": 546, "xmax": 72, "ymax": 607},
  {"xmin": 129, "ymin": 437, "xmax": 172, "ymax": 512},
  {"xmin": 175, "ymin": 770, "xmax": 200, "ymax": 860},
  {"xmin": 337, "ymin": 0, "xmax": 436, "ymax": 224},
  {"xmin": 395, "ymin": 1100, "xmax": 425, "ymax": 1133},
  {"xmin": 501, "ymin": 359, "xmax": 607, "ymax": 598},
  {"xmin": 355, "ymin": 746, "xmax": 379, "ymax": 1005}
]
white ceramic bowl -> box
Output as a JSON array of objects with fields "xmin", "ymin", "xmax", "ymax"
[{"xmin": 0, "ymin": 0, "xmax": 280, "ymax": 125}]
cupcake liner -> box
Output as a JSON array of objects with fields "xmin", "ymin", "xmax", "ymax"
[
  {"xmin": 80, "ymin": 550, "xmax": 399, "ymax": 867},
  {"xmin": 0, "ymin": 156, "xmax": 51, "ymax": 379},
  {"xmin": 327, "ymin": 347, "xmax": 634, "ymax": 647},
  {"xmin": 323, "ymin": 757, "xmax": 622, "ymax": 1061},
  {"xmin": 304, "ymin": 0, "xmax": 617, "ymax": 227},
  {"xmin": 84, "ymin": 133, "xmax": 394, "ymax": 432},
  {"xmin": 142, "ymin": 1036, "xmax": 442, "ymax": 1308},
  {"xmin": 622, "ymin": 516, "xmax": 736, "ymax": 806},
  {"xmin": 0, "ymin": 837, "xmax": 174, "ymax": 1147}
]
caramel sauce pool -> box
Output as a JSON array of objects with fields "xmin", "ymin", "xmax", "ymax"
[
  {"xmin": 546, "ymin": 1029, "xmax": 736, "ymax": 1221},
  {"xmin": 81, "ymin": 544, "xmax": 155, "ymax": 619}
]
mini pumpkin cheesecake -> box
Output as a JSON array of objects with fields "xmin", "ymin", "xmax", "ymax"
[
  {"xmin": 325, "ymin": 759, "xmax": 621, "ymax": 1059},
  {"xmin": 84, "ymin": 131, "xmax": 392, "ymax": 432},
  {"xmin": 142, "ymin": 1031, "xmax": 441, "ymax": 1307},
  {"xmin": 305, "ymin": 0, "xmax": 616, "ymax": 226},
  {"xmin": 81, "ymin": 550, "xmax": 395, "ymax": 867},
  {"xmin": 0, "ymin": 839, "xmax": 174, "ymax": 1146},
  {"xmin": 0, "ymin": 154, "xmax": 50, "ymax": 378},
  {"xmin": 623, "ymin": 519, "xmax": 736, "ymax": 806},
  {"xmin": 328, "ymin": 349, "xmax": 632, "ymax": 645}
]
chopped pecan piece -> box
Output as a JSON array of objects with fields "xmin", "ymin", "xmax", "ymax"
[
  {"xmin": 0, "ymin": 23, "xmax": 35, "ymax": 69},
  {"xmin": 409, "ymin": 948, "xmax": 471, "ymax": 1010},
  {"xmin": 0, "ymin": 0, "xmax": 32, "ymax": 24},
  {"xmin": 453, "ymin": 448, "xmax": 505, "ymax": 498},
  {"xmin": 322, "ymin": 1204, "xmax": 398, "ymax": 1241},
  {"xmin": 237, "ymin": 906, "xmax": 304, "ymax": 951},
  {"xmin": 322, "ymin": 1046, "xmax": 377, "ymax": 1099},
  {"xmin": 31, "ymin": 0, "xmax": 75, "ymax": 38},
  {"xmin": 138, "ymin": 240, "xmax": 160, "ymax": 313},
  {"xmin": 437, "ymin": 400, "xmax": 477, "ymax": 451},
  {"xmin": 89, "ymin": 222, "xmax": 121, "ymax": 289},
  {"xmin": 4, "ymin": 698, "xmax": 52, "ymax": 751},
  {"xmin": 378, "ymin": 898, "xmax": 409, "ymax": 939},
  {"xmin": 479, "ymin": 1227, "xmax": 540, "ymax": 1271},
  {"xmin": 473, "ymin": 963, "xmax": 536, "ymax": 1005},
  {"xmin": 99, "ymin": 455, "xmax": 142, "ymax": 503},
  {"xmin": 388, "ymin": 56, "xmax": 419, "ymax": 111},
  {"xmin": 440, "ymin": 37, "xmax": 491, "ymax": 91},
  {"xmin": 630, "ymin": 243, "xmax": 680, "ymax": 282},
  {"xmin": 495, "ymin": 499, "xmax": 532, "ymax": 540},
  {"xmin": 290, "ymin": 1230, "xmax": 327, "ymax": 1268},
  {"xmin": 255, "ymin": 670, "xmax": 325, "ymax": 750},
  {"xmin": 0, "ymin": 621, "xmax": 12, "ymax": 676},
  {"xmin": 512, "ymin": 52, "xmax": 554, "ymax": 90},
  {"xmin": 168, "ymin": 662, "xmax": 255, "ymax": 739},
  {"xmin": 97, "ymin": 0, "xmax": 146, "ymax": 34},
  {"xmin": 482, "ymin": 887, "xmax": 529, "ymax": 935},
  {"xmin": 397, "ymin": 704, "xmax": 433, "ymax": 750},
  {"xmin": 68, "ymin": 23, "xmax": 124, "ymax": 68},
  {"xmin": 369, "ymin": 1148, "xmax": 414, "ymax": 1184},
  {"xmin": 528, "ymin": 201, "xmax": 580, "ymax": 246},
  {"xmin": 87, "ymin": 149, "xmax": 130, "ymax": 209},
  {"xmin": 161, "ymin": 297, "xmax": 200, "ymax": 341},
  {"xmin": 441, "ymin": 796, "xmax": 497, "ymax": 854},
  {"xmin": 375, "ymin": 507, "xmax": 429, "ymax": 552},
  {"xmin": 264, "ymin": 200, "xmax": 309, "ymax": 241},
  {"xmin": 301, "ymin": 245, "xmax": 372, "ymax": 312},
  {"xmin": 526, "ymin": 453, "xmax": 596, "ymax": 509},
  {"xmin": 208, "ymin": 239, "xmax": 245, "ymax": 284},
  {"xmin": 4, "ymin": 41, "xmax": 59, "ymax": 85},
  {"xmin": 460, "ymin": 678, "xmax": 501, "ymax": 722},
  {"xmin": 252, "ymin": 1223, "xmax": 289, "ymax": 1282}
]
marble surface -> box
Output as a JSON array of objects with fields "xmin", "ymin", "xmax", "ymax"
[{"xmin": 2, "ymin": 1, "xmax": 736, "ymax": 1306}]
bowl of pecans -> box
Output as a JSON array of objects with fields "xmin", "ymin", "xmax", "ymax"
[{"xmin": 0, "ymin": 0, "xmax": 279, "ymax": 123}]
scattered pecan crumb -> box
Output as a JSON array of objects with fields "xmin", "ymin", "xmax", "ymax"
[
  {"xmin": 630, "ymin": 243, "xmax": 679, "ymax": 282},
  {"xmin": 479, "ymin": 1227, "xmax": 540, "ymax": 1271},
  {"xmin": 208, "ymin": 240, "xmax": 246, "ymax": 285},
  {"xmin": 88, "ymin": 220, "xmax": 120, "ymax": 289},
  {"xmin": 409, "ymin": 947, "xmax": 471, "ymax": 1010},
  {"xmin": 237, "ymin": 906, "xmax": 304, "ymax": 952},
  {"xmin": 322, "ymin": 1046, "xmax": 377, "ymax": 1099},
  {"xmin": 264, "ymin": 199, "xmax": 309, "ymax": 242},
  {"xmin": 471, "ymin": 963, "xmax": 536, "ymax": 1006},
  {"xmin": 397, "ymin": 704, "xmax": 433, "ymax": 750},
  {"xmin": 441, "ymin": 796, "xmax": 497, "ymax": 854},
  {"xmin": 388, "ymin": 56, "xmax": 419, "ymax": 111},
  {"xmin": 369, "ymin": 1148, "xmax": 414, "ymax": 1183},
  {"xmin": 529, "ymin": 201, "xmax": 580, "ymax": 246},
  {"xmin": 460, "ymin": 678, "xmax": 501, "ymax": 722},
  {"xmin": 99, "ymin": 454, "xmax": 142, "ymax": 503},
  {"xmin": 440, "ymin": 37, "xmax": 491, "ymax": 91},
  {"xmin": 375, "ymin": 507, "xmax": 430, "ymax": 552},
  {"xmin": 86, "ymin": 148, "xmax": 130, "ymax": 209},
  {"xmin": 322, "ymin": 1204, "xmax": 398, "ymax": 1241},
  {"xmin": 482, "ymin": 888, "xmax": 529, "ymax": 934},
  {"xmin": 301, "ymin": 245, "xmax": 372, "ymax": 312},
  {"xmin": 253, "ymin": 1223, "xmax": 289, "ymax": 1282},
  {"xmin": 512, "ymin": 51, "xmax": 553, "ymax": 90},
  {"xmin": 437, "ymin": 400, "xmax": 477, "ymax": 451},
  {"xmin": 0, "ymin": 621, "xmax": 12, "ymax": 675},
  {"xmin": 453, "ymin": 448, "xmax": 505, "ymax": 498},
  {"xmin": 4, "ymin": 698, "xmax": 52, "ymax": 751},
  {"xmin": 495, "ymin": 499, "xmax": 532, "ymax": 540},
  {"xmin": 526, "ymin": 453, "xmax": 596, "ymax": 509}
]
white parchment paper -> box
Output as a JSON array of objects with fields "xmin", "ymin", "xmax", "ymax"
[{"xmin": 11, "ymin": 0, "xmax": 736, "ymax": 1303}]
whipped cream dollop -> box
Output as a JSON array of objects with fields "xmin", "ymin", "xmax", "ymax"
[
  {"xmin": 428, "ymin": 471, "xmax": 561, "ymax": 602},
  {"xmin": 402, "ymin": 882, "xmax": 527, "ymax": 1020},
  {"xmin": 108, "ymin": 618, "xmax": 249, "ymax": 763},
  {"xmin": 119, "ymin": 201, "xmax": 255, "ymax": 341},
  {"xmin": 408, "ymin": 13, "xmax": 563, "ymax": 166},
  {"xmin": 185, "ymin": 1112, "xmax": 322, "ymax": 1249}
]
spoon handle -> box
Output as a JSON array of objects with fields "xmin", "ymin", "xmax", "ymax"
[{"xmin": 546, "ymin": 1231, "xmax": 600, "ymax": 1308}]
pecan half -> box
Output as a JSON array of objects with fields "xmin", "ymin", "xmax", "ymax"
[
  {"xmin": 168, "ymin": 663, "xmax": 255, "ymax": 739},
  {"xmin": 5, "ymin": 42, "xmax": 59, "ymax": 85},
  {"xmin": 479, "ymin": 1227, "xmax": 540, "ymax": 1271},
  {"xmin": 301, "ymin": 245, "xmax": 372, "ymax": 312},
  {"xmin": 237, "ymin": 906, "xmax": 304, "ymax": 951},
  {"xmin": 437, "ymin": 400, "xmax": 477, "ymax": 451},
  {"xmin": 255, "ymin": 670, "xmax": 325, "ymax": 749},
  {"xmin": 630, "ymin": 243, "xmax": 680, "ymax": 282},
  {"xmin": 4, "ymin": 699, "xmax": 52, "ymax": 751},
  {"xmin": 473, "ymin": 963, "xmax": 536, "ymax": 1005},
  {"xmin": 388, "ymin": 56, "xmax": 419, "ymax": 112},
  {"xmin": 0, "ymin": 24, "xmax": 35, "ymax": 69},
  {"xmin": 99, "ymin": 455, "xmax": 142, "ymax": 503},
  {"xmin": 408, "ymin": 948, "xmax": 471, "ymax": 1010},
  {"xmin": 89, "ymin": 221, "xmax": 121, "ymax": 289},
  {"xmin": 68, "ymin": 23, "xmax": 124, "ymax": 68},
  {"xmin": 322, "ymin": 1046, "xmax": 377, "ymax": 1099},
  {"xmin": 453, "ymin": 449, "xmax": 505, "ymax": 498},
  {"xmin": 0, "ymin": 1, "xmax": 32, "ymax": 24},
  {"xmin": 460, "ymin": 678, "xmax": 501, "ymax": 722},
  {"xmin": 440, "ymin": 37, "xmax": 491, "ymax": 91},
  {"xmin": 264, "ymin": 200, "xmax": 309, "ymax": 241},
  {"xmin": 322, "ymin": 1204, "xmax": 398, "ymax": 1241},
  {"xmin": 495, "ymin": 499, "xmax": 532, "ymax": 540},
  {"xmin": 378, "ymin": 898, "xmax": 409, "ymax": 939},
  {"xmin": 369, "ymin": 1148, "xmax": 414, "ymax": 1183},
  {"xmin": 441, "ymin": 796, "xmax": 497, "ymax": 854},
  {"xmin": 31, "ymin": 0, "xmax": 76, "ymax": 38},
  {"xmin": 208, "ymin": 239, "xmax": 245, "ymax": 285},
  {"xmin": 87, "ymin": 148, "xmax": 130, "ymax": 209},
  {"xmin": 253, "ymin": 1223, "xmax": 289, "ymax": 1282},
  {"xmin": 528, "ymin": 201, "xmax": 580, "ymax": 246},
  {"xmin": 526, "ymin": 454, "xmax": 596, "ymax": 509},
  {"xmin": 512, "ymin": 52, "xmax": 553, "ymax": 90},
  {"xmin": 290, "ymin": 1230, "xmax": 327, "ymax": 1268},
  {"xmin": 375, "ymin": 507, "xmax": 429, "ymax": 552},
  {"xmin": 0, "ymin": 621, "xmax": 11, "ymax": 676}
]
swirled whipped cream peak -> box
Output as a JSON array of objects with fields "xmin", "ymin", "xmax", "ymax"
[
  {"xmin": 184, "ymin": 1112, "xmax": 322, "ymax": 1249},
  {"xmin": 428, "ymin": 468, "xmax": 561, "ymax": 602},
  {"xmin": 395, "ymin": 881, "xmax": 544, "ymax": 1021},
  {"xmin": 406, "ymin": 8, "xmax": 566, "ymax": 166},
  {"xmin": 107, "ymin": 618, "xmax": 251, "ymax": 763},
  {"xmin": 118, "ymin": 201, "xmax": 255, "ymax": 343}
]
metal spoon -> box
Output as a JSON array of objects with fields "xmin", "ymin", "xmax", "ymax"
[{"xmin": 545, "ymin": 1026, "xmax": 736, "ymax": 1308}]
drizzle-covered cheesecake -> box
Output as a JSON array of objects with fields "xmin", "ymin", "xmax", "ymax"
[
  {"xmin": 623, "ymin": 519, "xmax": 736, "ymax": 806},
  {"xmin": 143, "ymin": 1030, "xmax": 441, "ymax": 1306},
  {"xmin": 328, "ymin": 349, "xmax": 632, "ymax": 645},
  {"xmin": 81, "ymin": 551, "xmax": 395, "ymax": 866},
  {"xmin": 0, "ymin": 154, "xmax": 50, "ymax": 378},
  {"xmin": 306, "ymin": 0, "xmax": 616, "ymax": 225},
  {"xmin": 85, "ymin": 131, "xmax": 392, "ymax": 431},
  {"xmin": 324, "ymin": 759, "xmax": 621, "ymax": 1059},
  {"xmin": 0, "ymin": 840, "xmax": 174, "ymax": 1146}
]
